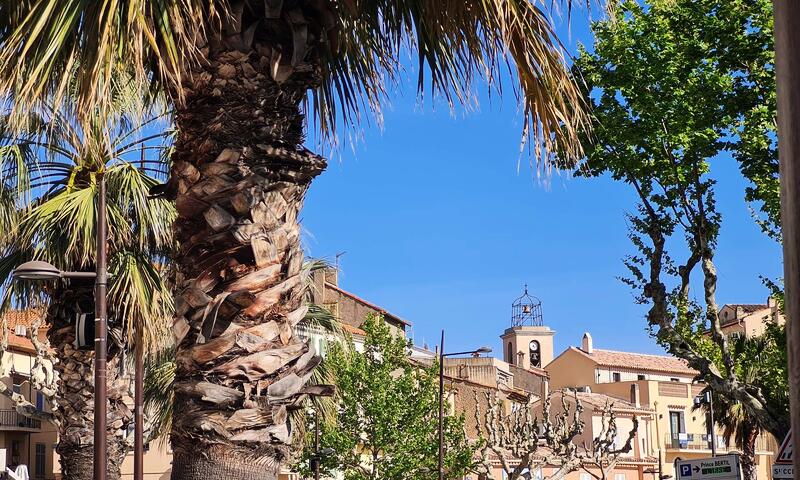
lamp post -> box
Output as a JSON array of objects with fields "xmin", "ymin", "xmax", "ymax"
[
  {"xmin": 694, "ymin": 390, "xmax": 716, "ymax": 456},
  {"xmin": 437, "ymin": 330, "xmax": 491, "ymax": 480},
  {"xmin": 11, "ymin": 173, "xmax": 109, "ymax": 480}
]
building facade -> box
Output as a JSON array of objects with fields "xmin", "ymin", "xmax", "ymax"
[
  {"xmin": 0, "ymin": 311, "xmax": 59, "ymax": 480},
  {"xmin": 546, "ymin": 332, "xmax": 777, "ymax": 480}
]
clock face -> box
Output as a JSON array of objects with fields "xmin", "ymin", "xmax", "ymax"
[{"xmin": 529, "ymin": 340, "xmax": 540, "ymax": 351}]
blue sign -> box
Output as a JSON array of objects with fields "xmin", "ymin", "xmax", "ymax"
[{"xmin": 682, "ymin": 465, "xmax": 694, "ymax": 477}]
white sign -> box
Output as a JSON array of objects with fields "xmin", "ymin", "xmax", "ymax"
[
  {"xmin": 677, "ymin": 455, "xmax": 742, "ymax": 480},
  {"xmin": 773, "ymin": 432, "xmax": 794, "ymax": 480}
]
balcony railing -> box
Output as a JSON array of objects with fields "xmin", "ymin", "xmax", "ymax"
[
  {"xmin": 664, "ymin": 434, "xmax": 771, "ymax": 453},
  {"xmin": 0, "ymin": 409, "xmax": 41, "ymax": 430}
]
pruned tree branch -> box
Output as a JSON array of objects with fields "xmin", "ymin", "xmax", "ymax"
[{"xmin": 475, "ymin": 391, "xmax": 638, "ymax": 480}]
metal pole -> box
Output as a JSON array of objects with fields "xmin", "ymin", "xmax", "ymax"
[
  {"xmin": 134, "ymin": 327, "xmax": 144, "ymax": 480},
  {"xmin": 314, "ymin": 412, "xmax": 320, "ymax": 480},
  {"xmin": 438, "ymin": 330, "xmax": 445, "ymax": 480},
  {"xmin": 94, "ymin": 172, "xmax": 108, "ymax": 480},
  {"xmin": 773, "ymin": 3, "xmax": 800, "ymax": 479},
  {"xmin": 708, "ymin": 391, "xmax": 716, "ymax": 457}
]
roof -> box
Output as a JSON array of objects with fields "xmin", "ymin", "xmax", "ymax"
[
  {"xmin": 1, "ymin": 310, "xmax": 41, "ymax": 354},
  {"xmin": 572, "ymin": 347, "xmax": 698, "ymax": 376},
  {"xmin": 724, "ymin": 303, "xmax": 768, "ymax": 313},
  {"xmin": 550, "ymin": 390, "xmax": 654, "ymax": 414},
  {"xmin": 325, "ymin": 282, "xmax": 411, "ymax": 326},
  {"xmin": 340, "ymin": 323, "xmax": 367, "ymax": 336},
  {"xmin": 4, "ymin": 310, "xmax": 41, "ymax": 330}
]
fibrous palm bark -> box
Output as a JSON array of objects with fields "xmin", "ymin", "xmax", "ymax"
[
  {"xmin": 168, "ymin": 37, "xmax": 326, "ymax": 478},
  {"xmin": 739, "ymin": 420, "xmax": 759, "ymax": 480},
  {"xmin": 46, "ymin": 283, "xmax": 132, "ymax": 480}
]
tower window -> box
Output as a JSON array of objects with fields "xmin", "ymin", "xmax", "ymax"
[{"xmin": 507, "ymin": 342, "xmax": 513, "ymax": 364}]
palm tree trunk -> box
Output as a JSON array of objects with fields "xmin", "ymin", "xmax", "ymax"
[
  {"xmin": 168, "ymin": 46, "xmax": 326, "ymax": 480},
  {"xmin": 48, "ymin": 283, "xmax": 131, "ymax": 480},
  {"xmin": 740, "ymin": 422, "xmax": 759, "ymax": 480}
]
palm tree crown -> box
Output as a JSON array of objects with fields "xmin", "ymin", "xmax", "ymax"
[{"xmin": 0, "ymin": 0, "xmax": 587, "ymax": 164}]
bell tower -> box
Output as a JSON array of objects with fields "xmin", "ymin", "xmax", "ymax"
[{"xmin": 500, "ymin": 286, "xmax": 555, "ymax": 369}]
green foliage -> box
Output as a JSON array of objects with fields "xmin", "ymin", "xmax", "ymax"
[
  {"xmin": 574, "ymin": 0, "xmax": 788, "ymax": 439},
  {"xmin": 0, "ymin": 83, "xmax": 175, "ymax": 350},
  {"xmin": 577, "ymin": 0, "xmax": 777, "ymax": 235},
  {"xmin": 693, "ymin": 325, "xmax": 788, "ymax": 449},
  {"xmin": 295, "ymin": 315, "xmax": 476, "ymax": 480}
]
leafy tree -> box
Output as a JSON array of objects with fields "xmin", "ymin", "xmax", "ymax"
[
  {"xmin": 573, "ymin": 0, "xmax": 789, "ymax": 444},
  {"xmin": 295, "ymin": 315, "xmax": 476, "ymax": 480},
  {"xmin": 0, "ymin": 84, "xmax": 174, "ymax": 480},
  {"xmin": 0, "ymin": 2, "xmax": 592, "ymax": 477}
]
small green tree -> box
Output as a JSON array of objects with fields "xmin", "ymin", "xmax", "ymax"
[{"xmin": 296, "ymin": 315, "xmax": 476, "ymax": 480}]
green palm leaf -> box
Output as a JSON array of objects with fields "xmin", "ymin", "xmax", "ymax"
[{"xmin": 0, "ymin": 0, "xmax": 589, "ymax": 165}]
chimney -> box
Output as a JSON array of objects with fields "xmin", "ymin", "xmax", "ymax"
[
  {"xmin": 582, "ymin": 332, "xmax": 593, "ymax": 354},
  {"xmin": 630, "ymin": 384, "xmax": 640, "ymax": 408},
  {"xmin": 768, "ymin": 296, "xmax": 778, "ymax": 308}
]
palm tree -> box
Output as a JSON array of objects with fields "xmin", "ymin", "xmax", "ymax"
[
  {"xmin": 0, "ymin": 2, "xmax": 588, "ymax": 478},
  {"xmin": 143, "ymin": 259, "xmax": 341, "ymax": 447},
  {"xmin": 0, "ymin": 86, "xmax": 175, "ymax": 480},
  {"xmin": 693, "ymin": 336, "xmax": 773, "ymax": 480}
]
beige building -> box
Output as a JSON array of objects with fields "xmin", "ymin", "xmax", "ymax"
[
  {"xmin": 717, "ymin": 299, "xmax": 784, "ymax": 339},
  {"xmin": 0, "ymin": 311, "xmax": 59, "ymax": 480},
  {"xmin": 546, "ymin": 333, "xmax": 776, "ymax": 480},
  {"xmin": 444, "ymin": 290, "xmax": 657, "ymax": 480},
  {"xmin": 534, "ymin": 390, "xmax": 657, "ymax": 480}
]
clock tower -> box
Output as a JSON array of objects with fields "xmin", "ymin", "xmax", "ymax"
[{"xmin": 500, "ymin": 286, "xmax": 555, "ymax": 369}]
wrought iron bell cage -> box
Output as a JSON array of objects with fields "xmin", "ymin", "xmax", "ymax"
[{"xmin": 511, "ymin": 285, "xmax": 543, "ymax": 327}]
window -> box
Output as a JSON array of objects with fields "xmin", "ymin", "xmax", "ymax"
[
  {"xmin": 581, "ymin": 474, "xmax": 592, "ymax": 480},
  {"xmin": 507, "ymin": 342, "xmax": 513, "ymax": 364},
  {"xmin": 615, "ymin": 474, "xmax": 626, "ymax": 480},
  {"xmin": 637, "ymin": 374, "xmax": 646, "ymax": 380},
  {"xmin": 35, "ymin": 443, "xmax": 46, "ymax": 480},
  {"xmin": 612, "ymin": 372, "xmax": 622, "ymax": 382},
  {"xmin": 670, "ymin": 378, "xmax": 680, "ymax": 382},
  {"xmin": 669, "ymin": 411, "xmax": 686, "ymax": 445},
  {"xmin": 35, "ymin": 392, "xmax": 45, "ymax": 411}
]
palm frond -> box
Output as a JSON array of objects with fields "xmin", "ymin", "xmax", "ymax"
[
  {"xmin": 2, "ymin": 0, "xmax": 588, "ymax": 165},
  {"xmin": 0, "ymin": 1, "xmax": 210, "ymax": 130},
  {"xmin": 316, "ymin": 0, "xmax": 589, "ymax": 165},
  {"xmin": 143, "ymin": 346, "xmax": 176, "ymax": 446}
]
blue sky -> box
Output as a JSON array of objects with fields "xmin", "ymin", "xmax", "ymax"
[{"xmin": 301, "ymin": 9, "xmax": 784, "ymax": 358}]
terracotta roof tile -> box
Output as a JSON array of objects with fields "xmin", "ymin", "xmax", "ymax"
[
  {"xmin": 575, "ymin": 347, "xmax": 698, "ymax": 376},
  {"xmin": 341, "ymin": 323, "xmax": 367, "ymax": 336},
  {"xmin": 1, "ymin": 310, "xmax": 42, "ymax": 354},
  {"xmin": 4, "ymin": 310, "xmax": 42, "ymax": 330}
]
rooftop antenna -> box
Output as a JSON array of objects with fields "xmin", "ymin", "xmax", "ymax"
[{"xmin": 335, "ymin": 251, "xmax": 346, "ymax": 271}]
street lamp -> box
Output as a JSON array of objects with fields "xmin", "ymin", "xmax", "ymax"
[
  {"xmin": 11, "ymin": 173, "xmax": 109, "ymax": 480},
  {"xmin": 694, "ymin": 390, "xmax": 716, "ymax": 457},
  {"xmin": 437, "ymin": 330, "xmax": 491, "ymax": 480}
]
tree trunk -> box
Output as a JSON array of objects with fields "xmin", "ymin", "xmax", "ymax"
[
  {"xmin": 48, "ymin": 283, "xmax": 131, "ymax": 480},
  {"xmin": 168, "ymin": 44, "xmax": 326, "ymax": 479},
  {"xmin": 740, "ymin": 422, "xmax": 759, "ymax": 480}
]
